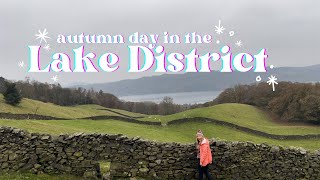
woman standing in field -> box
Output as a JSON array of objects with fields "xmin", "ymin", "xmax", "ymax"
[{"xmin": 196, "ymin": 129, "xmax": 213, "ymax": 180}]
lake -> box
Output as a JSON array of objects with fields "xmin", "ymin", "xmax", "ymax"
[{"xmin": 119, "ymin": 91, "xmax": 222, "ymax": 104}]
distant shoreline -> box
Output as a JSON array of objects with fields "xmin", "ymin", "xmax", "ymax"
[{"xmin": 119, "ymin": 91, "xmax": 221, "ymax": 104}]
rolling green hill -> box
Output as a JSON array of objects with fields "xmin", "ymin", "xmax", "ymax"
[
  {"xmin": 0, "ymin": 119, "xmax": 319, "ymax": 151},
  {"xmin": 0, "ymin": 94, "xmax": 144, "ymax": 119},
  {"xmin": 141, "ymin": 103, "xmax": 320, "ymax": 136},
  {"xmin": 1, "ymin": 95, "xmax": 320, "ymax": 151}
]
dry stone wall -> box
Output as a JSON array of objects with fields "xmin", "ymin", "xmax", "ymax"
[{"xmin": 0, "ymin": 127, "xmax": 320, "ymax": 179}]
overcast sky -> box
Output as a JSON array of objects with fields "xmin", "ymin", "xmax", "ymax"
[{"xmin": 0, "ymin": 0, "xmax": 319, "ymax": 85}]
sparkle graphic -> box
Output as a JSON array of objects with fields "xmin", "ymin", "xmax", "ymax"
[
  {"xmin": 216, "ymin": 40, "xmax": 220, "ymax": 44},
  {"xmin": 270, "ymin": 65, "xmax": 274, "ymax": 69},
  {"xmin": 18, "ymin": 61, "xmax": 25, "ymax": 68},
  {"xmin": 256, "ymin": 76, "xmax": 262, "ymax": 82},
  {"xmin": 44, "ymin": 44, "xmax": 51, "ymax": 51},
  {"xmin": 229, "ymin": 31, "xmax": 235, "ymax": 36},
  {"xmin": 235, "ymin": 40, "xmax": 243, "ymax": 47},
  {"xmin": 267, "ymin": 75, "xmax": 278, "ymax": 92},
  {"xmin": 215, "ymin": 20, "xmax": 225, "ymax": 35},
  {"xmin": 51, "ymin": 75, "xmax": 59, "ymax": 82},
  {"xmin": 35, "ymin": 29, "xmax": 50, "ymax": 43}
]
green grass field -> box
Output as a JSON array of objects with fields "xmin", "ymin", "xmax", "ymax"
[
  {"xmin": 0, "ymin": 119, "xmax": 319, "ymax": 151},
  {"xmin": 1, "ymin": 95, "xmax": 320, "ymax": 151},
  {"xmin": 141, "ymin": 103, "xmax": 320, "ymax": 135},
  {"xmin": 0, "ymin": 94, "xmax": 143, "ymax": 119}
]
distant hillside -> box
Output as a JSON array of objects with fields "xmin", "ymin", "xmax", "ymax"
[
  {"xmin": 73, "ymin": 64, "xmax": 320, "ymax": 96},
  {"xmin": 0, "ymin": 94, "xmax": 145, "ymax": 119}
]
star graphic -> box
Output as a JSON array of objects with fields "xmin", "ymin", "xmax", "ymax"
[
  {"xmin": 267, "ymin": 75, "xmax": 278, "ymax": 91},
  {"xmin": 235, "ymin": 40, "xmax": 243, "ymax": 47},
  {"xmin": 51, "ymin": 75, "xmax": 59, "ymax": 82},
  {"xmin": 35, "ymin": 29, "xmax": 50, "ymax": 43},
  {"xmin": 215, "ymin": 20, "xmax": 225, "ymax": 35},
  {"xmin": 18, "ymin": 61, "xmax": 25, "ymax": 68},
  {"xmin": 44, "ymin": 44, "xmax": 51, "ymax": 51}
]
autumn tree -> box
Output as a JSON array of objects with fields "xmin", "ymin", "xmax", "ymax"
[{"xmin": 159, "ymin": 96, "xmax": 175, "ymax": 115}]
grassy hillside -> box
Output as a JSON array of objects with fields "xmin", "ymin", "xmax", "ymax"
[
  {"xmin": 103, "ymin": 107, "xmax": 146, "ymax": 117},
  {"xmin": 0, "ymin": 94, "xmax": 144, "ymax": 119},
  {"xmin": 0, "ymin": 119, "xmax": 319, "ymax": 151},
  {"xmin": 1, "ymin": 95, "xmax": 320, "ymax": 151},
  {"xmin": 141, "ymin": 103, "xmax": 320, "ymax": 135}
]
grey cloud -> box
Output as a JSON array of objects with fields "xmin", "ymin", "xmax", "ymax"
[{"xmin": 0, "ymin": 0, "xmax": 319, "ymax": 85}]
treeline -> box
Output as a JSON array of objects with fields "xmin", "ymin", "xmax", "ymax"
[
  {"xmin": 210, "ymin": 82, "xmax": 320, "ymax": 123},
  {"xmin": 0, "ymin": 77, "xmax": 191, "ymax": 115}
]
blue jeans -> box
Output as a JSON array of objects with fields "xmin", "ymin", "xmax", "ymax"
[{"xmin": 198, "ymin": 159, "xmax": 213, "ymax": 180}]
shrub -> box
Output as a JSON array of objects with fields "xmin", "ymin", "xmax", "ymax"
[{"xmin": 3, "ymin": 82, "xmax": 22, "ymax": 106}]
